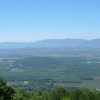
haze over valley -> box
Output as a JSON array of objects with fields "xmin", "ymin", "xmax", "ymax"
[{"xmin": 0, "ymin": 38, "xmax": 100, "ymax": 58}]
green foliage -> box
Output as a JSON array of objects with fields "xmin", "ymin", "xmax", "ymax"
[
  {"xmin": 1, "ymin": 77, "xmax": 100, "ymax": 100},
  {"xmin": 49, "ymin": 87, "xmax": 67, "ymax": 100},
  {"xmin": 33, "ymin": 91, "xmax": 48, "ymax": 100},
  {"xmin": 62, "ymin": 97, "xmax": 71, "ymax": 100},
  {"xmin": 0, "ymin": 77, "xmax": 15, "ymax": 100},
  {"xmin": 13, "ymin": 89, "xmax": 33, "ymax": 100},
  {"xmin": 71, "ymin": 88, "xmax": 89, "ymax": 100}
]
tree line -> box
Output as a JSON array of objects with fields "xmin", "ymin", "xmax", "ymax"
[{"xmin": 1, "ymin": 77, "xmax": 100, "ymax": 100}]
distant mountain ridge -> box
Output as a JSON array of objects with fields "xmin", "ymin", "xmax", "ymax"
[{"xmin": 0, "ymin": 38, "xmax": 100, "ymax": 49}]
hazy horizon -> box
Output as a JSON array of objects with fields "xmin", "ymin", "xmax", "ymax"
[
  {"xmin": 0, "ymin": 38, "xmax": 100, "ymax": 43},
  {"xmin": 0, "ymin": 0, "xmax": 100, "ymax": 42}
]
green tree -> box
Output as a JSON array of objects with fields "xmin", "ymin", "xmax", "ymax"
[
  {"xmin": 49, "ymin": 87, "xmax": 67, "ymax": 100},
  {"xmin": 70, "ymin": 88, "xmax": 94, "ymax": 100},
  {"xmin": 0, "ymin": 77, "xmax": 15, "ymax": 100},
  {"xmin": 13, "ymin": 88, "xmax": 33, "ymax": 100}
]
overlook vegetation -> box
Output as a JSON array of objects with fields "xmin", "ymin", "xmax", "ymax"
[{"xmin": 1, "ymin": 77, "xmax": 100, "ymax": 100}]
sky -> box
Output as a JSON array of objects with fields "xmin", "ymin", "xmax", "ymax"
[{"xmin": 0, "ymin": 0, "xmax": 100, "ymax": 42}]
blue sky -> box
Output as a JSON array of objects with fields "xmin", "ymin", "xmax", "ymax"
[{"xmin": 0, "ymin": 0, "xmax": 100, "ymax": 42}]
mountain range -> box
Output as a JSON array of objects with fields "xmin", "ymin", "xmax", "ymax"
[
  {"xmin": 0, "ymin": 39, "xmax": 99, "ymax": 57},
  {"xmin": 0, "ymin": 38, "xmax": 100, "ymax": 49}
]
